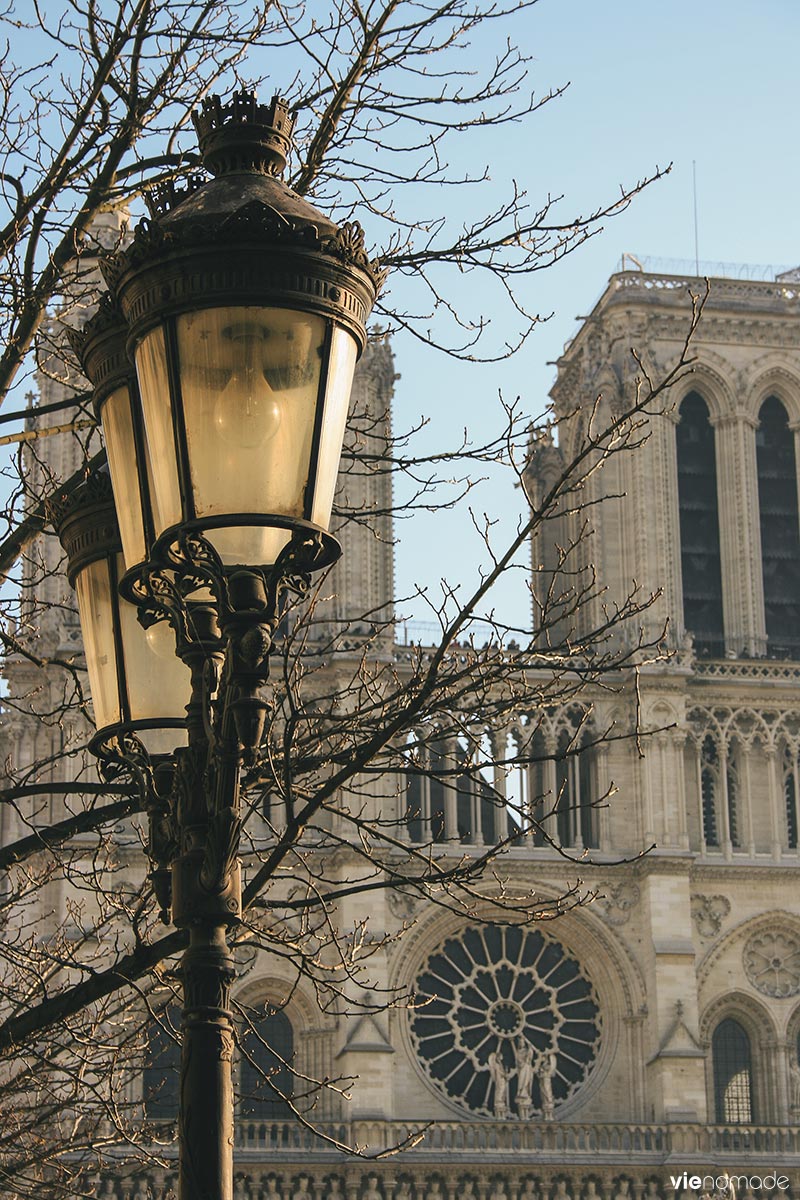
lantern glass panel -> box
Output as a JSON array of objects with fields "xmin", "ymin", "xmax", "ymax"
[
  {"xmin": 136, "ymin": 326, "xmax": 183, "ymax": 539},
  {"xmin": 101, "ymin": 385, "xmax": 148, "ymax": 568},
  {"xmin": 176, "ymin": 305, "xmax": 326, "ymax": 565},
  {"xmin": 309, "ymin": 326, "xmax": 358, "ymax": 531},
  {"xmin": 118, "ymin": 592, "xmax": 190, "ymax": 753},
  {"xmin": 74, "ymin": 557, "xmax": 122, "ymax": 730}
]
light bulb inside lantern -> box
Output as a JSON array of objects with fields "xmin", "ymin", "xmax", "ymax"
[
  {"xmin": 214, "ymin": 323, "xmax": 282, "ymax": 449},
  {"xmin": 145, "ymin": 620, "xmax": 178, "ymax": 662}
]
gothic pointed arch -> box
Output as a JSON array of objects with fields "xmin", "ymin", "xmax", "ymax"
[
  {"xmin": 239, "ymin": 1003, "xmax": 295, "ymax": 1121},
  {"xmin": 700, "ymin": 991, "xmax": 777, "ymax": 1126},
  {"xmin": 743, "ymin": 357, "xmax": 800, "ymax": 426},
  {"xmin": 711, "ymin": 1016, "xmax": 754, "ymax": 1123},
  {"xmin": 756, "ymin": 394, "xmax": 800, "ymax": 658},
  {"xmin": 675, "ymin": 392, "xmax": 724, "ymax": 655}
]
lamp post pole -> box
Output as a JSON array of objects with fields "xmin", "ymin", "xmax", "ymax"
[{"xmin": 57, "ymin": 87, "xmax": 383, "ymax": 1200}]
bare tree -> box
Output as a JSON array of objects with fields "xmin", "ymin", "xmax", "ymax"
[{"xmin": 0, "ymin": 2, "xmax": 686, "ymax": 1196}]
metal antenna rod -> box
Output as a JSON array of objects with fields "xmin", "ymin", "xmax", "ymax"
[{"xmin": 693, "ymin": 160, "xmax": 700, "ymax": 276}]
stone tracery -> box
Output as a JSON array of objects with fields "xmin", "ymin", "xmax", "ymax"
[{"xmin": 411, "ymin": 924, "xmax": 601, "ymax": 1119}]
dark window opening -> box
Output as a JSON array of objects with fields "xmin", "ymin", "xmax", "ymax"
[
  {"xmin": 727, "ymin": 751, "xmax": 740, "ymax": 848},
  {"xmin": 701, "ymin": 736, "xmax": 719, "ymax": 848},
  {"xmin": 555, "ymin": 731, "xmax": 597, "ymax": 849},
  {"xmin": 757, "ymin": 397, "xmax": 800, "ymax": 659},
  {"xmin": 240, "ymin": 1005, "xmax": 294, "ymax": 1121},
  {"xmin": 712, "ymin": 1018, "xmax": 753, "ymax": 1124},
  {"xmin": 143, "ymin": 1008, "xmax": 181, "ymax": 1121},
  {"xmin": 406, "ymin": 741, "xmax": 510, "ymax": 844},
  {"xmin": 785, "ymin": 747, "xmax": 798, "ymax": 850},
  {"xmin": 677, "ymin": 393, "xmax": 725, "ymax": 656}
]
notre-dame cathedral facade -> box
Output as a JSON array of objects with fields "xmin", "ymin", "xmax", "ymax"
[{"xmin": 4, "ymin": 263, "xmax": 800, "ymax": 1199}]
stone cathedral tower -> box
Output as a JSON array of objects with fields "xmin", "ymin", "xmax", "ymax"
[{"xmin": 7, "ymin": 266, "xmax": 800, "ymax": 1200}]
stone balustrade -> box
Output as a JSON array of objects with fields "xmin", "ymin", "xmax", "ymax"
[{"xmin": 233, "ymin": 1118, "xmax": 800, "ymax": 1161}]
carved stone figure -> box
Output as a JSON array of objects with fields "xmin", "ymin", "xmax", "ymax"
[
  {"xmin": 613, "ymin": 1180, "xmax": 631, "ymax": 1200},
  {"xmin": 458, "ymin": 1180, "xmax": 476, "ymax": 1200},
  {"xmin": 644, "ymin": 1182, "xmax": 660, "ymax": 1200},
  {"xmin": 519, "ymin": 1180, "xmax": 539, "ymax": 1200},
  {"xmin": 293, "ymin": 1176, "xmax": 313, "ymax": 1200},
  {"xmin": 584, "ymin": 1182, "xmax": 602, "ymax": 1200},
  {"xmin": 426, "ymin": 1182, "xmax": 443, "ymax": 1200},
  {"xmin": 537, "ymin": 1049, "xmax": 557, "ymax": 1120},
  {"xmin": 394, "ymin": 1182, "xmax": 412, "ymax": 1200},
  {"xmin": 363, "ymin": 1175, "xmax": 382, "ymax": 1200},
  {"xmin": 790, "ymin": 1056, "xmax": 800, "ymax": 1107},
  {"xmin": 489, "ymin": 1179, "xmax": 508, "ymax": 1200},
  {"xmin": 552, "ymin": 1181, "xmax": 571, "ymax": 1200},
  {"xmin": 326, "ymin": 1179, "xmax": 344, "ymax": 1200},
  {"xmin": 488, "ymin": 1049, "xmax": 512, "ymax": 1118},
  {"xmin": 234, "ymin": 1178, "xmax": 251, "ymax": 1200},
  {"xmin": 515, "ymin": 1036, "xmax": 535, "ymax": 1117},
  {"xmin": 99, "ymin": 1181, "xmax": 119, "ymax": 1200},
  {"xmin": 263, "ymin": 1178, "xmax": 282, "ymax": 1200}
]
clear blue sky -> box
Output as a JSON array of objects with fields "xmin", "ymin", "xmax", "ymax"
[{"xmin": 391, "ymin": 0, "xmax": 800, "ymax": 634}]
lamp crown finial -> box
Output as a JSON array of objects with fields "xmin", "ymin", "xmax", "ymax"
[{"xmin": 192, "ymin": 89, "xmax": 295, "ymax": 178}]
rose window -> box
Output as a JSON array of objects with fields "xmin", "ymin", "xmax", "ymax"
[
  {"xmin": 743, "ymin": 929, "xmax": 800, "ymax": 997},
  {"xmin": 411, "ymin": 923, "xmax": 601, "ymax": 1118}
]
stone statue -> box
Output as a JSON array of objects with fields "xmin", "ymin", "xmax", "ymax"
[
  {"xmin": 363, "ymin": 1175, "xmax": 382, "ymax": 1200},
  {"xmin": 458, "ymin": 1180, "xmax": 476, "ymax": 1200},
  {"xmin": 99, "ymin": 1181, "xmax": 119, "ymax": 1200},
  {"xmin": 488, "ymin": 1049, "xmax": 512, "ymax": 1118},
  {"xmin": 394, "ymin": 1183, "xmax": 412, "ymax": 1200},
  {"xmin": 132, "ymin": 1181, "xmax": 149, "ymax": 1200},
  {"xmin": 519, "ymin": 1180, "xmax": 539, "ymax": 1200},
  {"xmin": 552, "ymin": 1181, "xmax": 572, "ymax": 1200},
  {"xmin": 537, "ymin": 1050, "xmax": 557, "ymax": 1120},
  {"xmin": 293, "ymin": 1176, "xmax": 313, "ymax": 1200},
  {"xmin": 789, "ymin": 1056, "xmax": 800, "ymax": 1107},
  {"xmin": 234, "ymin": 1178, "xmax": 251, "ymax": 1200},
  {"xmin": 585, "ymin": 1182, "xmax": 602, "ymax": 1200},
  {"xmin": 426, "ymin": 1182, "xmax": 443, "ymax": 1200},
  {"xmin": 326, "ymin": 1180, "xmax": 344, "ymax": 1200},
  {"xmin": 263, "ymin": 1178, "xmax": 282, "ymax": 1200},
  {"xmin": 489, "ymin": 1178, "xmax": 508, "ymax": 1200},
  {"xmin": 515, "ymin": 1036, "xmax": 535, "ymax": 1118},
  {"xmin": 644, "ymin": 1183, "xmax": 659, "ymax": 1200},
  {"xmin": 613, "ymin": 1180, "xmax": 631, "ymax": 1200}
]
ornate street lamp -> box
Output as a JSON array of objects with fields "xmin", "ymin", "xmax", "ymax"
[{"xmin": 63, "ymin": 89, "xmax": 383, "ymax": 1200}]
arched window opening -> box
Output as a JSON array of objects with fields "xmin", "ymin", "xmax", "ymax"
[
  {"xmin": 757, "ymin": 397, "xmax": 800, "ymax": 659},
  {"xmin": 712, "ymin": 1018, "xmax": 754, "ymax": 1124},
  {"xmin": 528, "ymin": 728, "xmax": 549, "ymax": 846},
  {"xmin": 505, "ymin": 731, "xmax": 527, "ymax": 838},
  {"xmin": 143, "ymin": 1008, "xmax": 181, "ymax": 1121},
  {"xmin": 455, "ymin": 735, "xmax": 504, "ymax": 844},
  {"xmin": 727, "ymin": 747, "xmax": 740, "ymax": 849},
  {"xmin": 784, "ymin": 744, "xmax": 799, "ymax": 850},
  {"xmin": 407, "ymin": 734, "xmax": 510, "ymax": 846},
  {"xmin": 676, "ymin": 393, "xmax": 724, "ymax": 656},
  {"xmin": 701, "ymin": 736, "xmax": 720, "ymax": 848},
  {"xmin": 404, "ymin": 736, "xmax": 445, "ymax": 843},
  {"xmin": 240, "ymin": 1005, "xmax": 294, "ymax": 1121},
  {"xmin": 555, "ymin": 728, "xmax": 597, "ymax": 849}
]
